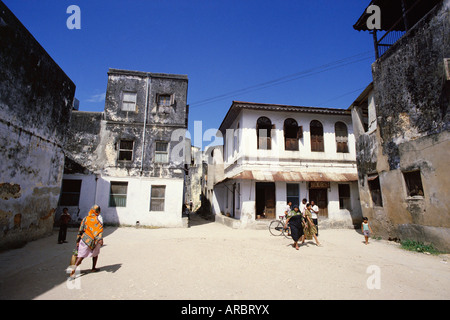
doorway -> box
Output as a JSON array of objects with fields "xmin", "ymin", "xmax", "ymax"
[
  {"xmin": 255, "ymin": 182, "xmax": 275, "ymax": 219},
  {"xmin": 308, "ymin": 188, "xmax": 328, "ymax": 217}
]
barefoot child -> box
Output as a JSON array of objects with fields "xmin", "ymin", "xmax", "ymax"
[{"xmin": 361, "ymin": 217, "xmax": 373, "ymax": 245}]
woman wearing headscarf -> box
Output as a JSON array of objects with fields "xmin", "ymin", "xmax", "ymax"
[
  {"xmin": 285, "ymin": 206, "xmax": 304, "ymax": 250},
  {"xmin": 70, "ymin": 205, "xmax": 104, "ymax": 277}
]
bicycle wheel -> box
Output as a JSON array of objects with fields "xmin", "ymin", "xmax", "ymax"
[{"xmin": 269, "ymin": 220, "xmax": 284, "ymax": 236}]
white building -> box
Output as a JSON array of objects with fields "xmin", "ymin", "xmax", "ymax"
[{"xmin": 210, "ymin": 101, "xmax": 362, "ymax": 229}]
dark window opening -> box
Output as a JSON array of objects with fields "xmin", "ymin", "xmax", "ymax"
[
  {"xmin": 335, "ymin": 122, "xmax": 349, "ymax": 153},
  {"xmin": 310, "ymin": 120, "xmax": 324, "ymax": 152},
  {"xmin": 60, "ymin": 179, "xmax": 82, "ymax": 206},
  {"xmin": 284, "ymin": 118, "xmax": 302, "ymax": 151},
  {"xmin": 338, "ymin": 184, "xmax": 351, "ymax": 209},
  {"xmin": 368, "ymin": 174, "xmax": 383, "ymax": 207},
  {"xmin": 118, "ymin": 140, "xmax": 134, "ymax": 161},
  {"xmin": 403, "ymin": 170, "xmax": 424, "ymax": 197},
  {"xmin": 286, "ymin": 183, "xmax": 300, "ymax": 207},
  {"xmin": 257, "ymin": 117, "xmax": 272, "ymax": 150}
]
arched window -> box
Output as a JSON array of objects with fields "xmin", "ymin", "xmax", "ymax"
[
  {"xmin": 335, "ymin": 122, "xmax": 349, "ymax": 153},
  {"xmin": 284, "ymin": 118, "xmax": 301, "ymax": 151},
  {"xmin": 256, "ymin": 117, "xmax": 272, "ymax": 150},
  {"xmin": 310, "ymin": 120, "xmax": 324, "ymax": 152}
]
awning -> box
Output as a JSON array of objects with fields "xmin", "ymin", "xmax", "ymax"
[{"xmin": 218, "ymin": 170, "xmax": 358, "ymax": 183}]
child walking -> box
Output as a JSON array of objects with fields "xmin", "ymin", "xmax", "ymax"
[{"xmin": 361, "ymin": 217, "xmax": 373, "ymax": 245}]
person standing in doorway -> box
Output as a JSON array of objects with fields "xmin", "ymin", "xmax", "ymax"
[
  {"xmin": 310, "ymin": 200, "xmax": 319, "ymax": 236},
  {"xmin": 70, "ymin": 205, "xmax": 104, "ymax": 277},
  {"xmin": 58, "ymin": 208, "xmax": 71, "ymax": 244}
]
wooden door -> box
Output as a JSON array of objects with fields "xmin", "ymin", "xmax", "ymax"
[{"xmin": 309, "ymin": 188, "xmax": 328, "ymax": 217}]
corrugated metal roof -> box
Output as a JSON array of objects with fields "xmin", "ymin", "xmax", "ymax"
[{"xmin": 218, "ymin": 170, "xmax": 358, "ymax": 183}]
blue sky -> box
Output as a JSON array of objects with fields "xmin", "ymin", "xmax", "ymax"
[{"xmin": 4, "ymin": 0, "xmax": 374, "ymax": 148}]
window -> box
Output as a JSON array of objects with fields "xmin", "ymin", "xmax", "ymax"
[
  {"xmin": 158, "ymin": 94, "xmax": 172, "ymax": 106},
  {"xmin": 284, "ymin": 118, "xmax": 302, "ymax": 151},
  {"xmin": 155, "ymin": 142, "xmax": 169, "ymax": 163},
  {"xmin": 118, "ymin": 140, "xmax": 134, "ymax": 161},
  {"xmin": 109, "ymin": 182, "xmax": 128, "ymax": 207},
  {"xmin": 60, "ymin": 179, "xmax": 82, "ymax": 206},
  {"xmin": 310, "ymin": 120, "xmax": 324, "ymax": 152},
  {"xmin": 150, "ymin": 185, "xmax": 166, "ymax": 211},
  {"xmin": 286, "ymin": 183, "xmax": 300, "ymax": 207},
  {"xmin": 338, "ymin": 184, "xmax": 351, "ymax": 209},
  {"xmin": 256, "ymin": 117, "xmax": 272, "ymax": 150},
  {"xmin": 335, "ymin": 122, "xmax": 349, "ymax": 153},
  {"xmin": 122, "ymin": 92, "xmax": 137, "ymax": 111},
  {"xmin": 403, "ymin": 170, "xmax": 424, "ymax": 197},
  {"xmin": 368, "ymin": 174, "xmax": 383, "ymax": 207}
]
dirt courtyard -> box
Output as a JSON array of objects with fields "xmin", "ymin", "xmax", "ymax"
[{"xmin": 0, "ymin": 214, "xmax": 448, "ymax": 300}]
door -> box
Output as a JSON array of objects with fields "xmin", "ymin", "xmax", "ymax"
[
  {"xmin": 255, "ymin": 182, "xmax": 276, "ymax": 219},
  {"xmin": 308, "ymin": 188, "xmax": 328, "ymax": 217}
]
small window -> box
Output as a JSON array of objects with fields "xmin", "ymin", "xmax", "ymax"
[
  {"xmin": 368, "ymin": 174, "xmax": 383, "ymax": 207},
  {"xmin": 403, "ymin": 170, "xmax": 424, "ymax": 197},
  {"xmin": 118, "ymin": 140, "xmax": 134, "ymax": 161},
  {"xmin": 158, "ymin": 94, "xmax": 172, "ymax": 106},
  {"xmin": 338, "ymin": 184, "xmax": 351, "ymax": 209},
  {"xmin": 155, "ymin": 142, "xmax": 169, "ymax": 163},
  {"xmin": 335, "ymin": 122, "xmax": 349, "ymax": 153},
  {"xmin": 150, "ymin": 185, "xmax": 166, "ymax": 211},
  {"xmin": 109, "ymin": 181, "xmax": 128, "ymax": 207},
  {"xmin": 286, "ymin": 183, "xmax": 300, "ymax": 207},
  {"xmin": 60, "ymin": 179, "xmax": 82, "ymax": 206},
  {"xmin": 122, "ymin": 92, "xmax": 137, "ymax": 111},
  {"xmin": 310, "ymin": 120, "xmax": 324, "ymax": 152}
]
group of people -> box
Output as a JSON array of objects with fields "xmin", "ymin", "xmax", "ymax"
[{"xmin": 282, "ymin": 199, "xmax": 321, "ymax": 250}]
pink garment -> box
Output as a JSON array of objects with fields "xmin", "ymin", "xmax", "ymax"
[{"xmin": 77, "ymin": 239, "xmax": 101, "ymax": 258}]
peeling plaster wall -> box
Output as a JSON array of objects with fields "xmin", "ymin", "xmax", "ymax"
[
  {"xmin": 0, "ymin": 1, "xmax": 75, "ymax": 250},
  {"xmin": 62, "ymin": 69, "xmax": 188, "ymax": 227},
  {"xmin": 354, "ymin": 1, "xmax": 450, "ymax": 251}
]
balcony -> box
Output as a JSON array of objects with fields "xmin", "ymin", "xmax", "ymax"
[{"xmin": 354, "ymin": 0, "xmax": 442, "ymax": 59}]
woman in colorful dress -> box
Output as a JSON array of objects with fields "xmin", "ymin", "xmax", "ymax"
[
  {"xmin": 70, "ymin": 205, "xmax": 104, "ymax": 277},
  {"xmin": 303, "ymin": 203, "xmax": 321, "ymax": 246}
]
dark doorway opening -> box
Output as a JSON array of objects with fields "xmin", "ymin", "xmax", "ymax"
[
  {"xmin": 255, "ymin": 182, "xmax": 275, "ymax": 219},
  {"xmin": 308, "ymin": 187, "xmax": 328, "ymax": 217}
]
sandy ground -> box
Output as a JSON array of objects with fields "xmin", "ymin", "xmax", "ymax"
[{"xmin": 0, "ymin": 213, "xmax": 448, "ymax": 300}]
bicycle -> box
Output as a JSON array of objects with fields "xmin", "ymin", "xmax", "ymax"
[{"xmin": 268, "ymin": 216, "xmax": 290, "ymax": 238}]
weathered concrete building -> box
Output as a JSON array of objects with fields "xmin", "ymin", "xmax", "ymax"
[
  {"xmin": 0, "ymin": 1, "xmax": 76, "ymax": 250},
  {"xmin": 210, "ymin": 101, "xmax": 362, "ymax": 229},
  {"xmin": 58, "ymin": 69, "xmax": 189, "ymax": 228},
  {"xmin": 351, "ymin": 0, "xmax": 450, "ymax": 251}
]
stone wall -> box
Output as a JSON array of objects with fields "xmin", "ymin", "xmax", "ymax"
[
  {"xmin": 0, "ymin": 1, "xmax": 76, "ymax": 250},
  {"xmin": 355, "ymin": 1, "xmax": 450, "ymax": 251}
]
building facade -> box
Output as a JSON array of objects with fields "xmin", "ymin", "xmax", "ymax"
[
  {"xmin": 58, "ymin": 69, "xmax": 189, "ymax": 228},
  {"xmin": 210, "ymin": 101, "xmax": 362, "ymax": 229},
  {"xmin": 351, "ymin": 0, "xmax": 450, "ymax": 251}
]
